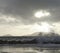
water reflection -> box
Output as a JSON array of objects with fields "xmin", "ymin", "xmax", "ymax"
[{"xmin": 0, "ymin": 46, "xmax": 60, "ymax": 53}]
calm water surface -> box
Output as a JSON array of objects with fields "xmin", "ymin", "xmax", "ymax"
[{"xmin": 0, "ymin": 46, "xmax": 60, "ymax": 53}]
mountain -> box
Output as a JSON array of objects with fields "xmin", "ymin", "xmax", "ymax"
[{"xmin": 29, "ymin": 32, "xmax": 60, "ymax": 36}]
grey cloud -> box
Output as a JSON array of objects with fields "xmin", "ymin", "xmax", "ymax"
[{"xmin": 0, "ymin": 0, "xmax": 60, "ymax": 24}]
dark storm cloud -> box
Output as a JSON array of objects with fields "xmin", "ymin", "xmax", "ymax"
[{"xmin": 0, "ymin": 0, "xmax": 60, "ymax": 24}]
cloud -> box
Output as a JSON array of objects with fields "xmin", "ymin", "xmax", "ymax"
[
  {"xmin": 0, "ymin": 0, "xmax": 60, "ymax": 24},
  {"xmin": 0, "ymin": 0, "xmax": 60, "ymax": 36},
  {"xmin": 0, "ymin": 24, "xmax": 36, "ymax": 36},
  {"xmin": 0, "ymin": 14, "xmax": 22, "ymax": 25},
  {"xmin": 0, "ymin": 21, "xmax": 60, "ymax": 36},
  {"xmin": 52, "ymin": 22, "xmax": 60, "ymax": 35}
]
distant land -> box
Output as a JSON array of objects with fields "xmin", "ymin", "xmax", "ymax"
[{"xmin": 1, "ymin": 32, "xmax": 60, "ymax": 37}]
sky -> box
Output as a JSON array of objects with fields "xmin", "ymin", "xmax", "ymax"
[{"xmin": 0, "ymin": 0, "xmax": 60, "ymax": 36}]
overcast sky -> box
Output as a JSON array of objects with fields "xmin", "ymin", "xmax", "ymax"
[{"xmin": 0, "ymin": 0, "xmax": 60, "ymax": 36}]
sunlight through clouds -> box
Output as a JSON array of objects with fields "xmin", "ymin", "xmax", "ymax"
[
  {"xmin": 34, "ymin": 10, "xmax": 50, "ymax": 18},
  {"xmin": 0, "ymin": 22, "xmax": 54, "ymax": 36},
  {"xmin": 31, "ymin": 22, "xmax": 53, "ymax": 33},
  {"xmin": 0, "ymin": 0, "xmax": 60, "ymax": 36}
]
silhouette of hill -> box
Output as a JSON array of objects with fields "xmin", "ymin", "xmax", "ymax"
[
  {"xmin": 0, "ymin": 32, "xmax": 60, "ymax": 37},
  {"xmin": 30, "ymin": 32, "xmax": 60, "ymax": 37}
]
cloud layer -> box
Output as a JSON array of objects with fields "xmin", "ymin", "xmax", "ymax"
[
  {"xmin": 0, "ymin": 0, "xmax": 60, "ymax": 24},
  {"xmin": 0, "ymin": 0, "xmax": 60, "ymax": 35}
]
